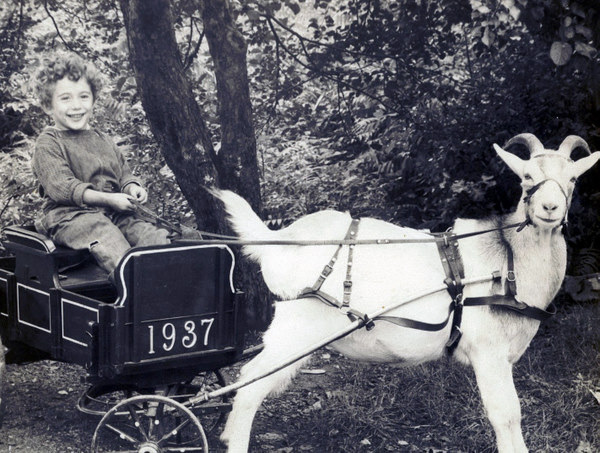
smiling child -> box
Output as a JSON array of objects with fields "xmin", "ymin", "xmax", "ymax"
[{"xmin": 30, "ymin": 52, "xmax": 170, "ymax": 278}]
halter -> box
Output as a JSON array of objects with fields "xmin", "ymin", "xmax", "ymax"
[{"xmin": 519, "ymin": 177, "xmax": 571, "ymax": 231}]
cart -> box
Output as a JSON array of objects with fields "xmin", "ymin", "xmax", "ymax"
[{"xmin": 0, "ymin": 225, "xmax": 245, "ymax": 451}]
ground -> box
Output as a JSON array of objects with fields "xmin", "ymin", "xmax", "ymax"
[{"xmin": 0, "ymin": 301, "xmax": 598, "ymax": 453}]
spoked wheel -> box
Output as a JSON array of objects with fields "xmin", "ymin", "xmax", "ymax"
[
  {"xmin": 91, "ymin": 394, "xmax": 208, "ymax": 452},
  {"xmin": 79, "ymin": 371, "xmax": 230, "ymax": 435},
  {"xmin": 174, "ymin": 370, "xmax": 230, "ymax": 435}
]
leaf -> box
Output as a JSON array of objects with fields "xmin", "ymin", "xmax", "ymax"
[
  {"xmin": 590, "ymin": 389, "xmax": 600, "ymax": 405},
  {"xmin": 550, "ymin": 41, "xmax": 573, "ymax": 66},
  {"xmin": 287, "ymin": 2, "xmax": 301, "ymax": 15},
  {"xmin": 246, "ymin": 8, "xmax": 261, "ymax": 21},
  {"xmin": 574, "ymin": 42, "xmax": 597, "ymax": 59},
  {"xmin": 482, "ymin": 27, "xmax": 494, "ymax": 47},
  {"xmin": 575, "ymin": 24, "xmax": 593, "ymax": 40},
  {"xmin": 508, "ymin": 6, "xmax": 520, "ymax": 20},
  {"xmin": 562, "ymin": 25, "xmax": 575, "ymax": 40}
]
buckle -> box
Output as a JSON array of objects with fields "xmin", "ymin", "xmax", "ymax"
[{"xmin": 320, "ymin": 264, "xmax": 334, "ymax": 278}]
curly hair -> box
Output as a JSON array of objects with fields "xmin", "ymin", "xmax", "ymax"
[{"xmin": 32, "ymin": 52, "xmax": 104, "ymax": 109}]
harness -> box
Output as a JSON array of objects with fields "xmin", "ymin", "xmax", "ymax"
[
  {"xmin": 518, "ymin": 173, "xmax": 572, "ymax": 231},
  {"xmin": 298, "ymin": 218, "xmax": 557, "ymax": 355},
  {"xmin": 297, "ymin": 219, "xmax": 376, "ymax": 330}
]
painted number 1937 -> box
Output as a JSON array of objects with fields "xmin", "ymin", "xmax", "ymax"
[{"xmin": 147, "ymin": 318, "xmax": 214, "ymax": 355}]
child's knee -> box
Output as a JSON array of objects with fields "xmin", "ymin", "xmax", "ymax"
[
  {"xmin": 131, "ymin": 223, "xmax": 171, "ymax": 247},
  {"xmin": 89, "ymin": 237, "xmax": 130, "ymax": 274}
]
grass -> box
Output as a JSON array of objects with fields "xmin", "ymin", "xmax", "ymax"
[{"xmin": 249, "ymin": 298, "xmax": 600, "ymax": 452}]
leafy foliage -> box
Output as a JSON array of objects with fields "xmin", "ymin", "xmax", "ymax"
[
  {"xmin": 1, "ymin": 0, "xmax": 599, "ymax": 275},
  {"xmin": 240, "ymin": 0, "xmax": 600, "ymax": 256}
]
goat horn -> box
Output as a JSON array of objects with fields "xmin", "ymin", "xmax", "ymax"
[
  {"xmin": 557, "ymin": 135, "xmax": 590, "ymax": 157},
  {"xmin": 503, "ymin": 133, "xmax": 545, "ymax": 156}
]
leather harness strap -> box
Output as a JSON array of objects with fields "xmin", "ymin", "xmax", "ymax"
[
  {"xmin": 376, "ymin": 301, "xmax": 456, "ymax": 331},
  {"xmin": 462, "ymin": 244, "xmax": 556, "ymax": 321},
  {"xmin": 435, "ymin": 231, "xmax": 466, "ymax": 353},
  {"xmin": 298, "ymin": 219, "xmax": 375, "ymax": 330},
  {"xmin": 518, "ymin": 178, "xmax": 571, "ymax": 231},
  {"xmin": 463, "ymin": 295, "xmax": 556, "ymax": 321},
  {"xmin": 298, "ymin": 219, "xmax": 555, "ymax": 349},
  {"xmin": 342, "ymin": 220, "xmax": 359, "ymax": 307}
]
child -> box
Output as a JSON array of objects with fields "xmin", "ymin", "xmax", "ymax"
[{"xmin": 30, "ymin": 52, "xmax": 170, "ymax": 277}]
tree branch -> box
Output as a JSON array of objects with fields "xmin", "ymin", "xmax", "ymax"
[
  {"xmin": 43, "ymin": 0, "xmax": 74, "ymax": 51},
  {"xmin": 265, "ymin": 15, "xmax": 402, "ymax": 115},
  {"xmin": 183, "ymin": 19, "xmax": 204, "ymax": 71}
]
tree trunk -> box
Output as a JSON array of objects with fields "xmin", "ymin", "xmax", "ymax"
[
  {"xmin": 201, "ymin": 0, "xmax": 261, "ymax": 210},
  {"xmin": 118, "ymin": 0, "xmax": 222, "ymax": 232},
  {"xmin": 118, "ymin": 0, "xmax": 272, "ymax": 329}
]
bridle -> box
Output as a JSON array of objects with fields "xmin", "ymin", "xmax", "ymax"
[{"xmin": 519, "ymin": 154, "xmax": 573, "ymax": 230}]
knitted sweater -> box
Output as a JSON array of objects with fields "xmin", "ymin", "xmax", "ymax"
[{"xmin": 32, "ymin": 127, "xmax": 141, "ymax": 213}]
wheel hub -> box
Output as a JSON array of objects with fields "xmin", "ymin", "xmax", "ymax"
[{"xmin": 138, "ymin": 442, "xmax": 161, "ymax": 453}]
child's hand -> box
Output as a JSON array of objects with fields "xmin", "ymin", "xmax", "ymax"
[
  {"xmin": 124, "ymin": 184, "xmax": 148, "ymax": 204},
  {"xmin": 107, "ymin": 193, "xmax": 136, "ymax": 212}
]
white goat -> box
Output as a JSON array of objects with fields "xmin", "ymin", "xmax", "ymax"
[{"xmin": 217, "ymin": 134, "xmax": 599, "ymax": 453}]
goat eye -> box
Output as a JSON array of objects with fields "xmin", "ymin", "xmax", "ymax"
[
  {"xmin": 524, "ymin": 174, "xmax": 533, "ymax": 181},
  {"xmin": 570, "ymin": 177, "xmax": 576, "ymax": 183}
]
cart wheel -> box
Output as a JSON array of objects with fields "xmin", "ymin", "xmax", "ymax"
[
  {"xmin": 79, "ymin": 370, "xmax": 230, "ymax": 435},
  {"xmin": 176, "ymin": 370, "xmax": 230, "ymax": 435},
  {"xmin": 91, "ymin": 394, "xmax": 208, "ymax": 453}
]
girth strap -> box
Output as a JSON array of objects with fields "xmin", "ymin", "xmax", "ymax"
[
  {"xmin": 377, "ymin": 302, "xmax": 456, "ymax": 331},
  {"xmin": 463, "ymin": 295, "xmax": 556, "ymax": 321}
]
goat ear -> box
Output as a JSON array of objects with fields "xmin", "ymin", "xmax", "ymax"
[
  {"xmin": 573, "ymin": 151, "xmax": 600, "ymax": 178},
  {"xmin": 494, "ymin": 144, "xmax": 524, "ymax": 178}
]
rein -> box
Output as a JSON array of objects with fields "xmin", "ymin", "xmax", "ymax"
[
  {"xmin": 134, "ymin": 203, "xmax": 555, "ymax": 354},
  {"xmin": 178, "ymin": 223, "xmax": 524, "ymax": 247},
  {"xmin": 131, "ymin": 199, "xmax": 523, "ymax": 247}
]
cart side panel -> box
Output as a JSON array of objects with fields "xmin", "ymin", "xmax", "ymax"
[
  {"xmin": 11, "ymin": 281, "xmax": 55, "ymax": 353},
  {"xmin": 128, "ymin": 245, "xmax": 236, "ymax": 361},
  {"xmin": 104, "ymin": 244, "xmax": 244, "ymax": 379},
  {"xmin": 0, "ymin": 258, "xmax": 16, "ymax": 342},
  {"xmin": 57, "ymin": 290, "xmax": 104, "ymax": 366}
]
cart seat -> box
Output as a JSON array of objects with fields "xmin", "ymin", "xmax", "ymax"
[
  {"xmin": 2, "ymin": 225, "xmax": 110, "ymax": 291},
  {"xmin": 3, "ymin": 225, "xmax": 89, "ymax": 264}
]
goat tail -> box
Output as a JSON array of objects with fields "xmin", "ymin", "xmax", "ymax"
[{"xmin": 211, "ymin": 188, "xmax": 275, "ymax": 261}]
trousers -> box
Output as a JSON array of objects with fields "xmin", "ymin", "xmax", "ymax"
[{"xmin": 42, "ymin": 208, "xmax": 170, "ymax": 274}]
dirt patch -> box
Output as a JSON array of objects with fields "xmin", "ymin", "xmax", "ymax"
[{"xmin": 0, "ymin": 355, "xmax": 336, "ymax": 453}]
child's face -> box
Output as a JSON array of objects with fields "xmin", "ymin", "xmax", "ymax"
[{"xmin": 47, "ymin": 76, "xmax": 94, "ymax": 131}]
